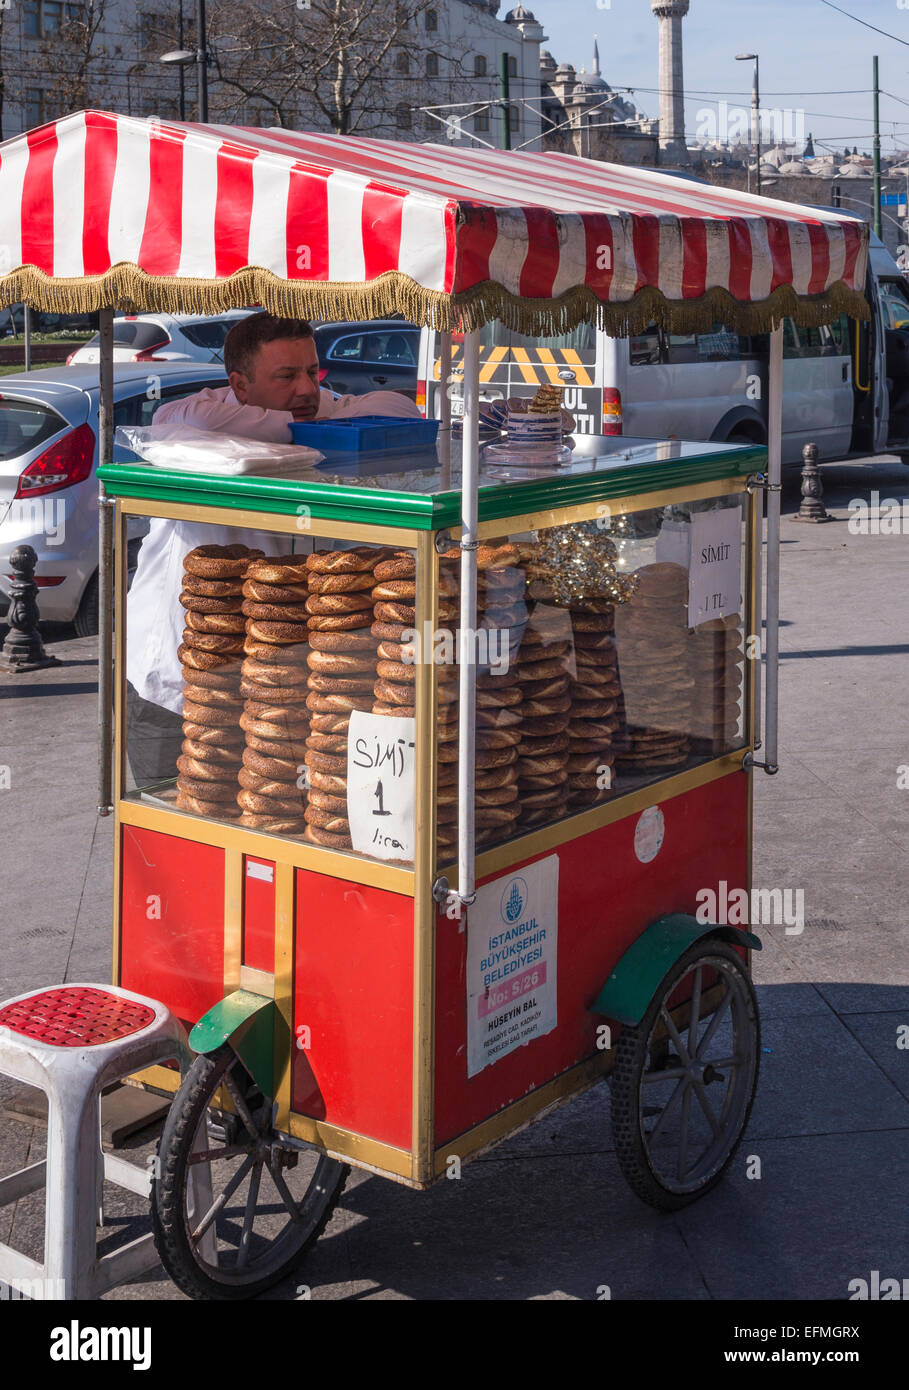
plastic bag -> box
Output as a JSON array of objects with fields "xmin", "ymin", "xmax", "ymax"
[{"xmin": 115, "ymin": 423, "xmax": 324, "ymax": 474}]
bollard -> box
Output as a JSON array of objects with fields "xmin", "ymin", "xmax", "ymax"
[
  {"xmin": 791, "ymin": 441, "xmax": 831, "ymax": 522},
  {"xmin": 0, "ymin": 545, "xmax": 62, "ymax": 672}
]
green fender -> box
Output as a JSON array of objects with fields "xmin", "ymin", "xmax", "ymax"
[
  {"xmin": 189, "ymin": 990, "xmax": 277, "ymax": 1098},
  {"xmin": 592, "ymin": 913, "xmax": 762, "ymax": 1027}
]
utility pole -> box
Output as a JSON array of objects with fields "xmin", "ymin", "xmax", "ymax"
[
  {"xmin": 178, "ymin": 0, "xmax": 186, "ymax": 120},
  {"xmin": 872, "ymin": 55, "xmax": 881, "ymax": 239},
  {"xmin": 499, "ymin": 52, "xmax": 510, "ymax": 151},
  {"xmin": 197, "ymin": 0, "xmax": 208, "ymax": 123}
]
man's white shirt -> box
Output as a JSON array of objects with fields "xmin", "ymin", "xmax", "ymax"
[{"xmin": 126, "ymin": 385, "xmax": 421, "ymax": 714}]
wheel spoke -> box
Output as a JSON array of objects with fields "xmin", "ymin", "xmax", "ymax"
[
  {"xmin": 190, "ymin": 1152, "xmax": 255, "ymax": 1243},
  {"xmin": 688, "ymin": 965, "xmax": 703, "ymax": 1057},
  {"xmin": 694, "ymin": 981, "xmax": 734, "ymax": 1058},
  {"xmin": 660, "ymin": 1007, "xmax": 690, "ymax": 1065},
  {"xmin": 677, "ymin": 1083, "xmax": 692, "ymax": 1181},
  {"xmin": 267, "ymin": 1156, "xmax": 305, "ymax": 1225},
  {"xmin": 646, "ymin": 1075, "xmax": 687, "ymax": 1144},
  {"xmin": 236, "ymin": 1160, "xmax": 263, "ymax": 1271},
  {"xmin": 187, "ymin": 1143, "xmax": 250, "ymax": 1166},
  {"xmin": 222, "ymin": 1066, "xmax": 262, "ymax": 1144},
  {"xmin": 691, "ymin": 1078, "xmax": 722, "ymax": 1139},
  {"xmin": 641, "ymin": 1066, "xmax": 687, "ymax": 1083}
]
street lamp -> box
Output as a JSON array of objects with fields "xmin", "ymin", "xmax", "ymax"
[
  {"xmin": 736, "ymin": 52, "xmax": 761, "ymax": 195},
  {"xmin": 159, "ymin": 0, "xmax": 208, "ymax": 122}
]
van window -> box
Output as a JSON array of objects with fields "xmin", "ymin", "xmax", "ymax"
[
  {"xmin": 783, "ymin": 317, "xmax": 849, "ymax": 358},
  {"xmin": 629, "ymin": 325, "xmax": 661, "ymax": 365},
  {"xmin": 880, "ymin": 282, "xmax": 909, "ymax": 331},
  {"xmin": 666, "ymin": 323, "xmax": 741, "ymax": 364},
  {"xmin": 477, "ymin": 322, "xmax": 596, "ymax": 354}
]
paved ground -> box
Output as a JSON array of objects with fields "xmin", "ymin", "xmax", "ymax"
[{"xmin": 1, "ymin": 453, "xmax": 907, "ymax": 1301}]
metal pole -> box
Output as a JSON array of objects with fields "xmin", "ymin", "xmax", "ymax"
[
  {"xmin": 754, "ymin": 57, "xmax": 761, "ymax": 196},
  {"xmin": 23, "ymin": 304, "xmax": 31, "ymax": 372},
  {"xmin": 438, "ymin": 332, "xmax": 452, "ymax": 490},
  {"xmin": 178, "ymin": 0, "xmax": 186, "ymax": 120},
  {"xmin": 872, "ymin": 56, "xmax": 881, "ymax": 239},
  {"xmin": 456, "ymin": 330, "xmax": 480, "ymax": 907},
  {"xmin": 97, "ymin": 306, "xmax": 115, "ymax": 816},
  {"xmin": 499, "ymin": 52, "xmax": 510, "ymax": 151},
  {"xmin": 761, "ymin": 323, "xmax": 782, "ymax": 774},
  {"xmin": 197, "ymin": 0, "xmax": 208, "ymax": 122}
]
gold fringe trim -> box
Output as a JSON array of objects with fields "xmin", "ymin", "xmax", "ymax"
[{"xmin": 0, "ymin": 264, "xmax": 870, "ymax": 334}]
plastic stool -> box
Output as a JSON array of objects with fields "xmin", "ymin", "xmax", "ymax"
[{"xmin": 0, "ymin": 983, "xmax": 191, "ymax": 1300}]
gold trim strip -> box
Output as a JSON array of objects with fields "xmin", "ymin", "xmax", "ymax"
[
  {"xmin": 476, "ymin": 476, "xmax": 750, "ymax": 540},
  {"xmin": 224, "ymin": 848, "xmax": 243, "ymax": 993},
  {"xmin": 119, "ymin": 498, "xmax": 416, "ymax": 548},
  {"xmin": 239, "ymin": 965, "xmax": 275, "ymax": 998},
  {"xmin": 118, "ymin": 798, "xmax": 415, "ymax": 895},
  {"xmin": 445, "ymin": 750, "xmax": 749, "ymax": 882},
  {"xmin": 435, "ymin": 1053, "xmax": 612, "ymax": 1174},
  {"xmin": 284, "ymin": 1111, "xmax": 416, "ymax": 1184},
  {"xmin": 273, "ymin": 861, "xmax": 295, "ymax": 1135},
  {"xmin": 126, "ymin": 1064, "xmax": 181, "ymax": 1096},
  {"xmin": 411, "ymin": 532, "xmax": 437, "ymax": 1185}
]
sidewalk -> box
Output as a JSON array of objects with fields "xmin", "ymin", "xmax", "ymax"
[{"xmin": 1, "ymin": 454, "xmax": 907, "ymax": 1300}]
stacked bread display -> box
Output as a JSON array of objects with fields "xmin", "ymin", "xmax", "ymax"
[
  {"xmin": 175, "ymin": 544, "xmax": 263, "ymax": 819},
  {"xmin": 303, "ymin": 546, "xmax": 388, "ymax": 851},
  {"xmin": 513, "ymin": 556, "xmax": 572, "ymax": 830},
  {"xmin": 613, "ymin": 562, "xmax": 692, "ymax": 772},
  {"xmin": 472, "ymin": 550, "xmax": 526, "ymax": 845},
  {"xmin": 235, "ymin": 554, "xmax": 311, "ymax": 832},
  {"xmin": 687, "ymin": 614, "xmax": 746, "ymax": 754},
  {"xmin": 565, "ymin": 600, "xmax": 623, "ymax": 809}
]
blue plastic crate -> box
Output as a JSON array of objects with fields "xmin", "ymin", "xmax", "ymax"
[{"xmin": 289, "ymin": 415, "xmax": 439, "ymax": 454}]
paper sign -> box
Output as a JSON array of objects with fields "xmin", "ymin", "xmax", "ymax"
[
  {"xmin": 466, "ymin": 855, "xmax": 559, "ymax": 1078},
  {"xmin": 688, "ymin": 506, "xmax": 742, "ymax": 627},
  {"xmin": 346, "ymin": 711, "xmax": 416, "ymax": 861}
]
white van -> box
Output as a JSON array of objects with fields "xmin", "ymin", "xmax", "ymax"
[{"xmin": 417, "ymin": 221, "xmax": 909, "ymax": 468}]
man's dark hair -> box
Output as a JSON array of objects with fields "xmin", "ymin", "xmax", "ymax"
[{"xmin": 224, "ymin": 312, "xmax": 314, "ymax": 379}]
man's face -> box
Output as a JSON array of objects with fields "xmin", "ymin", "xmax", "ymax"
[{"xmin": 229, "ymin": 336, "xmax": 322, "ymax": 420}]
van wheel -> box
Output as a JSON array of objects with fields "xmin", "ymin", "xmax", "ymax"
[
  {"xmin": 74, "ymin": 572, "xmax": 99, "ymax": 638},
  {"xmin": 899, "ymin": 454, "xmax": 909, "ymax": 467},
  {"xmin": 725, "ymin": 430, "xmax": 760, "ymax": 445}
]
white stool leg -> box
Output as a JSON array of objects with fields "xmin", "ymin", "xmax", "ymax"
[{"xmin": 42, "ymin": 1070, "xmax": 101, "ymax": 1300}]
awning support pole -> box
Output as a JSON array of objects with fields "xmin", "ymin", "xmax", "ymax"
[
  {"xmin": 97, "ymin": 306, "xmax": 115, "ymax": 815},
  {"xmin": 757, "ymin": 323, "xmax": 782, "ymax": 775},
  {"xmin": 456, "ymin": 330, "xmax": 480, "ymax": 907},
  {"xmin": 438, "ymin": 332, "xmax": 452, "ymax": 489}
]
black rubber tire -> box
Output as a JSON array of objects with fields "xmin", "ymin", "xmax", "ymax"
[
  {"xmin": 610, "ymin": 939, "xmax": 760, "ymax": 1212},
  {"xmin": 73, "ymin": 571, "xmax": 99, "ymax": 638},
  {"xmin": 151, "ymin": 1044, "xmax": 349, "ymax": 1300}
]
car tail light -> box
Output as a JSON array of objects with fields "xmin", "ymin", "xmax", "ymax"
[
  {"xmin": 415, "ymin": 380, "xmax": 427, "ymax": 412},
  {"xmin": 132, "ymin": 343, "xmax": 169, "ymax": 362},
  {"xmin": 603, "ymin": 387, "xmax": 623, "ymax": 436},
  {"xmin": 318, "ymin": 368, "xmax": 329, "ymax": 382},
  {"xmin": 66, "ymin": 349, "xmax": 79, "ymax": 365},
  {"xmin": 6, "ymin": 574, "xmax": 66, "ymax": 586},
  {"xmin": 13, "ymin": 423, "xmax": 95, "ymax": 499}
]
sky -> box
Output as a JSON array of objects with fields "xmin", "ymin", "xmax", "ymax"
[{"xmin": 529, "ymin": 0, "xmax": 909, "ymax": 160}]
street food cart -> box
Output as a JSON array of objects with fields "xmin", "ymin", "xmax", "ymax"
[{"xmin": 0, "ymin": 113, "xmax": 869, "ymax": 1300}]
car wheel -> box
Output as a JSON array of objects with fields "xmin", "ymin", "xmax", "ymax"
[{"xmin": 73, "ymin": 571, "xmax": 99, "ymax": 638}]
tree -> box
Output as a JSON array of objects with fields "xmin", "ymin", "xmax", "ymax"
[{"xmin": 29, "ymin": 0, "xmax": 119, "ymax": 118}]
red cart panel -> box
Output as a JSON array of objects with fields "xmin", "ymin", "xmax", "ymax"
[{"xmin": 433, "ymin": 772, "xmax": 749, "ymax": 1147}]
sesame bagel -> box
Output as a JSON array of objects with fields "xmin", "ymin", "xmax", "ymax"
[
  {"xmin": 177, "ymin": 643, "xmax": 238, "ymax": 671},
  {"xmin": 306, "ymin": 650, "xmax": 377, "ymax": 675},
  {"xmin": 181, "ymin": 738, "xmax": 242, "ymax": 764},
  {"xmin": 182, "ymin": 720, "xmax": 244, "ymax": 747},
  {"xmin": 307, "ymin": 788, "xmax": 349, "ymax": 814},
  {"xmin": 242, "ymin": 747, "xmax": 302, "ymax": 782},
  {"xmin": 237, "ymin": 788, "xmax": 309, "ymax": 817},
  {"xmin": 184, "ymin": 609, "xmax": 247, "ymax": 635},
  {"xmin": 239, "ymin": 680, "xmax": 310, "ymax": 705},
  {"xmin": 307, "ymin": 612, "xmax": 375, "ymax": 632},
  {"xmin": 182, "ymin": 683, "xmax": 244, "ymax": 709},
  {"xmin": 241, "ymin": 640, "xmax": 309, "ymax": 664},
  {"xmin": 175, "ymin": 754, "xmax": 239, "ymax": 783},
  {"xmin": 305, "ymin": 691, "xmax": 373, "ymax": 713},
  {"xmin": 183, "ymin": 544, "xmax": 263, "ymax": 579},
  {"xmin": 306, "ymin": 770, "xmax": 348, "ymax": 795},
  {"xmin": 241, "ymin": 658, "xmax": 310, "ymax": 686},
  {"xmin": 375, "ymin": 659, "xmax": 416, "ymax": 684},
  {"xmin": 306, "ymin": 674, "xmax": 376, "ymax": 694},
  {"xmin": 303, "ymin": 825, "xmax": 353, "ymax": 850},
  {"xmin": 306, "ymin": 546, "xmax": 383, "ymax": 575},
  {"xmin": 238, "ymin": 767, "xmax": 307, "ymax": 800},
  {"xmin": 182, "ymin": 575, "xmax": 244, "ymax": 598},
  {"xmin": 176, "ymin": 791, "xmax": 242, "ymax": 817},
  {"xmin": 309, "ymin": 711, "xmax": 352, "ymax": 733},
  {"xmin": 240, "ymin": 713, "xmax": 310, "ymax": 742},
  {"xmin": 246, "ymin": 619, "xmax": 309, "ymax": 645},
  {"xmin": 373, "ymin": 551, "xmax": 416, "ymax": 581},
  {"xmin": 245, "ymin": 732, "xmax": 309, "ymax": 760},
  {"xmin": 304, "ymin": 806, "xmax": 350, "ymax": 834},
  {"xmin": 176, "ymin": 773, "xmax": 239, "ymax": 800},
  {"xmin": 307, "ymin": 571, "xmax": 376, "ymax": 594},
  {"xmin": 308, "ymin": 629, "xmax": 379, "ymax": 653},
  {"xmin": 373, "ymin": 601, "xmax": 416, "ymax": 626},
  {"xmin": 180, "ymin": 665, "xmax": 242, "ymax": 692},
  {"xmin": 305, "ymin": 592, "xmax": 374, "ymax": 616},
  {"xmin": 237, "ymin": 812, "xmax": 307, "ymax": 832},
  {"xmin": 371, "ymin": 702, "xmax": 416, "ymax": 719},
  {"xmin": 305, "ymin": 733, "xmax": 348, "ymax": 754},
  {"xmin": 304, "ymin": 749, "xmax": 347, "ymax": 774},
  {"xmin": 371, "ymin": 580, "xmax": 416, "ymax": 602},
  {"xmin": 179, "ymin": 591, "xmax": 245, "ymax": 615},
  {"xmin": 245, "ymin": 555, "xmax": 309, "ymax": 585},
  {"xmin": 241, "ymin": 600, "xmax": 310, "ymax": 623},
  {"xmin": 242, "ymin": 578, "xmax": 309, "ymax": 605},
  {"xmin": 182, "ymin": 629, "xmax": 245, "ymax": 655}
]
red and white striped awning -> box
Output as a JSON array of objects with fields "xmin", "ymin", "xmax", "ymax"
[{"xmin": 0, "ymin": 110, "xmax": 869, "ymax": 334}]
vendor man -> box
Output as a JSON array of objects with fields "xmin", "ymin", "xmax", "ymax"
[{"xmin": 126, "ymin": 311, "xmax": 421, "ymax": 785}]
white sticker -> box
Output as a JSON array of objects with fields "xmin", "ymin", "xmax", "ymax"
[
  {"xmin": 466, "ymin": 855, "xmax": 559, "ymax": 1078},
  {"xmin": 246, "ymin": 860, "xmax": 274, "ymax": 883},
  {"xmin": 688, "ymin": 506, "xmax": 742, "ymax": 627},
  {"xmin": 346, "ymin": 711, "xmax": 416, "ymax": 861},
  {"xmin": 634, "ymin": 805, "xmax": 665, "ymax": 864}
]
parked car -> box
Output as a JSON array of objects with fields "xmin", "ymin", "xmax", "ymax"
[
  {"xmin": 67, "ymin": 310, "xmax": 258, "ymax": 367},
  {"xmin": 0, "ymin": 363, "xmax": 228, "ymax": 634},
  {"xmin": 312, "ymin": 320, "xmax": 420, "ymax": 398}
]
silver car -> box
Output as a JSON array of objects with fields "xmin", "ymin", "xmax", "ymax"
[
  {"xmin": 67, "ymin": 310, "xmax": 258, "ymax": 367},
  {"xmin": 0, "ymin": 362, "xmax": 228, "ymax": 634}
]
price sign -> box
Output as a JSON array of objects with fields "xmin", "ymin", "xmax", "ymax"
[
  {"xmin": 688, "ymin": 505, "xmax": 742, "ymax": 627},
  {"xmin": 346, "ymin": 711, "xmax": 416, "ymax": 861}
]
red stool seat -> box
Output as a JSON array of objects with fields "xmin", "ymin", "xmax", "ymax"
[{"xmin": 0, "ymin": 987, "xmax": 156, "ymax": 1047}]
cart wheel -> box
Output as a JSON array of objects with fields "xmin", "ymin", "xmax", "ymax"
[
  {"xmin": 152, "ymin": 1044, "xmax": 348, "ymax": 1300},
  {"xmin": 610, "ymin": 939, "xmax": 760, "ymax": 1211}
]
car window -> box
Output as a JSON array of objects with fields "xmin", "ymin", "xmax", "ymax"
[
  {"xmin": 364, "ymin": 331, "xmax": 417, "ymax": 365},
  {"xmin": 629, "ymin": 324, "xmax": 662, "ymax": 365},
  {"xmin": 0, "ymin": 400, "xmax": 67, "ymax": 460},
  {"xmin": 80, "ymin": 322, "xmax": 171, "ymax": 351},
  {"xmin": 181, "ymin": 322, "xmax": 234, "ymax": 350},
  {"xmin": 133, "ymin": 380, "xmax": 227, "ymax": 427},
  {"xmin": 881, "ymin": 286, "xmax": 909, "ymax": 330},
  {"xmin": 327, "ymin": 335, "xmax": 365, "ymax": 361}
]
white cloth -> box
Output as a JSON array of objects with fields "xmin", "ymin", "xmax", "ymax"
[{"xmin": 126, "ymin": 385, "xmax": 421, "ymax": 714}]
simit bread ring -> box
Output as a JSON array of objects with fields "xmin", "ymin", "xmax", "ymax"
[
  {"xmin": 245, "ymin": 731, "xmax": 309, "ymax": 759},
  {"xmin": 177, "ymin": 643, "xmax": 238, "ymax": 671},
  {"xmin": 373, "ymin": 601, "xmax": 416, "ymax": 626},
  {"xmin": 373, "ymin": 551, "xmax": 416, "ymax": 581},
  {"xmin": 305, "ymin": 592, "xmax": 373, "ymax": 616},
  {"xmin": 180, "ymin": 591, "xmax": 245, "ymax": 615},
  {"xmin": 309, "ymin": 712, "xmax": 352, "ymax": 733},
  {"xmin": 303, "ymin": 825, "xmax": 353, "ymax": 850},
  {"xmin": 517, "ymin": 676, "xmax": 570, "ymax": 701},
  {"xmin": 241, "ymin": 600, "xmax": 310, "ymax": 623},
  {"xmin": 521, "ymin": 695, "xmax": 573, "ymax": 718},
  {"xmin": 307, "ymin": 650, "xmax": 377, "ymax": 675},
  {"xmin": 185, "ymin": 609, "xmax": 247, "ymax": 635},
  {"xmin": 476, "ymin": 543, "xmax": 519, "ymax": 571},
  {"xmin": 305, "ymin": 692, "xmax": 373, "ymax": 713},
  {"xmin": 304, "ymin": 806, "xmax": 350, "ymax": 833},
  {"xmin": 176, "ymin": 773, "xmax": 239, "ymax": 800},
  {"xmin": 245, "ymin": 555, "xmax": 308, "ymax": 585},
  {"xmin": 242, "ymin": 639, "xmax": 309, "ymax": 664},
  {"xmin": 242, "ymin": 747, "xmax": 302, "ymax": 781},
  {"xmin": 182, "ymin": 719, "xmax": 244, "ymax": 746},
  {"xmin": 176, "ymin": 791, "xmax": 242, "ymax": 818},
  {"xmin": 307, "ymin": 788, "xmax": 348, "ymax": 813},
  {"xmin": 375, "ymin": 660, "xmax": 416, "ymax": 684},
  {"xmin": 372, "ymin": 701, "xmax": 415, "ymax": 719},
  {"xmin": 375, "ymin": 639, "xmax": 416, "ymax": 664},
  {"xmin": 308, "ymin": 629, "xmax": 378, "ymax": 653},
  {"xmin": 238, "ymin": 767, "xmax": 306, "ymax": 798},
  {"xmin": 241, "ymin": 659, "xmax": 309, "ymax": 686},
  {"xmin": 306, "ymin": 546, "xmax": 383, "ymax": 574},
  {"xmin": 181, "ymin": 575, "xmax": 244, "ymax": 598},
  {"xmin": 246, "ymin": 619, "xmax": 309, "ymax": 644},
  {"xmin": 307, "ymin": 571, "xmax": 376, "ymax": 594},
  {"xmin": 475, "ymin": 785, "xmax": 520, "ymax": 807},
  {"xmin": 370, "ymin": 620, "xmax": 411, "ymax": 643},
  {"xmin": 306, "ymin": 674, "xmax": 376, "ymax": 694},
  {"xmin": 306, "ymin": 770, "xmax": 348, "ymax": 795},
  {"xmin": 182, "ymin": 683, "xmax": 244, "ymax": 708},
  {"xmin": 182, "ymin": 629, "xmax": 245, "ymax": 655},
  {"xmin": 305, "ymin": 732, "xmax": 348, "ymax": 754},
  {"xmin": 183, "ymin": 544, "xmax": 264, "ymax": 579},
  {"xmin": 304, "ymin": 749, "xmax": 347, "ymax": 774},
  {"xmin": 373, "ymin": 678, "xmax": 417, "ymax": 706},
  {"xmin": 176, "ymin": 755, "xmax": 240, "ymax": 784},
  {"xmin": 240, "ymin": 714, "xmax": 310, "ymax": 743},
  {"xmin": 237, "ymin": 788, "xmax": 308, "ymax": 816},
  {"xmin": 237, "ymin": 813, "xmax": 307, "ymax": 832},
  {"xmin": 181, "ymin": 738, "xmax": 242, "ymax": 764},
  {"xmin": 307, "ymin": 612, "xmax": 374, "ymax": 632},
  {"xmin": 371, "ymin": 580, "xmax": 415, "ymax": 602},
  {"xmin": 180, "ymin": 665, "xmax": 242, "ymax": 692},
  {"xmin": 242, "ymin": 578, "xmax": 309, "ymax": 604}
]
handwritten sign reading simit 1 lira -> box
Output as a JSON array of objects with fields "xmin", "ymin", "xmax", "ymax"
[
  {"xmin": 688, "ymin": 505, "xmax": 743, "ymax": 627},
  {"xmin": 346, "ymin": 711, "xmax": 416, "ymax": 861}
]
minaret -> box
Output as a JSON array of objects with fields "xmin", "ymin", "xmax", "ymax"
[{"xmin": 651, "ymin": 0, "xmax": 689, "ymax": 164}]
